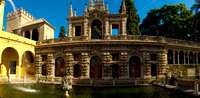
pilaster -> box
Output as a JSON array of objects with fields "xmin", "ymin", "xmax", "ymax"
[
  {"xmin": 35, "ymin": 54, "xmax": 42, "ymax": 81},
  {"xmin": 119, "ymin": 52, "xmax": 128, "ymax": 79},
  {"xmin": 65, "ymin": 52, "xmax": 74, "ymax": 77},
  {"xmin": 80, "ymin": 52, "xmax": 90, "ymax": 78},
  {"xmin": 101, "ymin": 52, "xmax": 112, "ymax": 79},
  {"xmin": 47, "ymin": 53, "xmax": 55, "ymax": 81}
]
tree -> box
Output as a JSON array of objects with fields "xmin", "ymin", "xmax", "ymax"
[
  {"xmin": 140, "ymin": 4, "xmax": 192, "ymax": 40},
  {"xmin": 119, "ymin": 0, "xmax": 140, "ymax": 35},
  {"xmin": 58, "ymin": 26, "xmax": 66, "ymax": 38}
]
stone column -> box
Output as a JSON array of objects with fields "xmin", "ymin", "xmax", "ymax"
[
  {"xmin": 35, "ymin": 54, "xmax": 42, "ymax": 81},
  {"xmin": 102, "ymin": 52, "xmax": 112, "ymax": 79},
  {"xmin": 47, "ymin": 53, "xmax": 55, "ymax": 82},
  {"xmin": 65, "ymin": 52, "xmax": 74, "ymax": 77},
  {"xmin": 30, "ymin": 30, "xmax": 33, "ymax": 39},
  {"xmin": 83, "ymin": 18, "xmax": 89, "ymax": 40},
  {"xmin": 121, "ymin": 17, "xmax": 127, "ymax": 40},
  {"xmin": 177, "ymin": 51, "xmax": 180, "ymax": 64},
  {"xmin": 119, "ymin": 52, "xmax": 128, "ymax": 79},
  {"xmin": 143, "ymin": 52, "xmax": 151, "ymax": 79},
  {"xmin": 80, "ymin": 52, "xmax": 90, "ymax": 78},
  {"xmin": 158, "ymin": 50, "xmax": 167, "ymax": 79},
  {"xmin": 68, "ymin": 22, "xmax": 72, "ymax": 37},
  {"xmin": 104, "ymin": 18, "xmax": 110, "ymax": 40}
]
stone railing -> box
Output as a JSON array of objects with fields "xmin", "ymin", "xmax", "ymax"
[{"xmin": 36, "ymin": 35, "xmax": 200, "ymax": 47}]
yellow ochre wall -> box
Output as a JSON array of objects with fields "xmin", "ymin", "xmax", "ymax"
[
  {"xmin": 0, "ymin": 0, "xmax": 5, "ymax": 31},
  {"xmin": 0, "ymin": 30, "xmax": 36, "ymax": 81}
]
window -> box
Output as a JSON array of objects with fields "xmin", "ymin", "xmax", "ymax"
[
  {"xmin": 112, "ymin": 24, "xmax": 119, "ymax": 36},
  {"xmin": 75, "ymin": 26, "xmax": 81, "ymax": 36}
]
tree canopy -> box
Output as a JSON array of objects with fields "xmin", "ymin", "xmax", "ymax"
[
  {"xmin": 119, "ymin": 0, "xmax": 140, "ymax": 35},
  {"xmin": 58, "ymin": 26, "xmax": 66, "ymax": 38},
  {"xmin": 140, "ymin": 4, "xmax": 193, "ymax": 40}
]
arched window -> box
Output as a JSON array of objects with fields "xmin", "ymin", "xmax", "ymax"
[
  {"xmin": 2, "ymin": 47, "xmax": 19, "ymax": 75},
  {"xmin": 91, "ymin": 19, "xmax": 102, "ymax": 39},
  {"xmin": 129, "ymin": 56, "xmax": 141, "ymax": 78},
  {"xmin": 25, "ymin": 31, "xmax": 31, "ymax": 39},
  {"xmin": 167, "ymin": 50, "xmax": 173, "ymax": 64},
  {"xmin": 32, "ymin": 29, "xmax": 39, "ymax": 41},
  {"xmin": 73, "ymin": 64, "xmax": 82, "ymax": 78},
  {"xmin": 90, "ymin": 56, "xmax": 102, "ymax": 79}
]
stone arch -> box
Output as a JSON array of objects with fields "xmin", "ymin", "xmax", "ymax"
[
  {"xmin": 167, "ymin": 49, "xmax": 173, "ymax": 64},
  {"xmin": 129, "ymin": 56, "xmax": 141, "ymax": 78},
  {"xmin": 111, "ymin": 64, "xmax": 120, "ymax": 79},
  {"xmin": 73, "ymin": 64, "xmax": 82, "ymax": 78},
  {"xmin": 90, "ymin": 56, "xmax": 102, "ymax": 79},
  {"xmin": 55, "ymin": 57, "xmax": 65, "ymax": 77},
  {"xmin": 25, "ymin": 31, "xmax": 31, "ymax": 39},
  {"xmin": 1, "ymin": 47, "xmax": 19, "ymax": 79},
  {"xmin": 21, "ymin": 51, "xmax": 35, "ymax": 79},
  {"xmin": 91, "ymin": 19, "xmax": 102, "ymax": 39},
  {"xmin": 32, "ymin": 29, "xmax": 39, "ymax": 41}
]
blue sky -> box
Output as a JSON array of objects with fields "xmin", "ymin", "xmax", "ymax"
[{"xmin": 3, "ymin": 0, "xmax": 195, "ymax": 38}]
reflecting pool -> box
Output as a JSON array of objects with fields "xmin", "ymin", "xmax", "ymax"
[{"xmin": 0, "ymin": 84, "xmax": 198, "ymax": 98}]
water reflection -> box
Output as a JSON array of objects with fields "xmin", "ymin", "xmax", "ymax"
[{"xmin": 0, "ymin": 84, "xmax": 199, "ymax": 98}]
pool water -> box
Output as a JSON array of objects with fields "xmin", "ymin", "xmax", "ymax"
[{"xmin": 0, "ymin": 84, "xmax": 198, "ymax": 98}]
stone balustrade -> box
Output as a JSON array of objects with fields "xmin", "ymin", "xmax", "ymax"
[{"xmin": 36, "ymin": 35, "xmax": 200, "ymax": 48}]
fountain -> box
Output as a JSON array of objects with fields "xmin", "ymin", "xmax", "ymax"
[
  {"xmin": 62, "ymin": 76, "xmax": 72, "ymax": 97},
  {"xmin": 6, "ymin": 0, "xmax": 16, "ymax": 12}
]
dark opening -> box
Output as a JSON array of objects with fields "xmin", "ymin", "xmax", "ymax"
[
  {"xmin": 167, "ymin": 50, "xmax": 173, "ymax": 64},
  {"xmin": 75, "ymin": 26, "xmax": 82, "ymax": 36},
  {"xmin": 189, "ymin": 52, "xmax": 193, "ymax": 64},
  {"xmin": 42, "ymin": 64, "xmax": 47, "ymax": 76},
  {"xmin": 111, "ymin": 53, "xmax": 120, "ymax": 61},
  {"xmin": 55, "ymin": 57, "xmax": 65, "ymax": 77},
  {"xmin": 175, "ymin": 51, "xmax": 178, "ymax": 64},
  {"xmin": 25, "ymin": 31, "xmax": 31, "ymax": 39},
  {"xmin": 129, "ymin": 56, "xmax": 141, "ymax": 78},
  {"xmin": 73, "ymin": 64, "xmax": 82, "ymax": 78},
  {"xmin": 32, "ymin": 29, "xmax": 39, "ymax": 41},
  {"xmin": 10, "ymin": 61, "xmax": 16, "ymax": 74},
  {"xmin": 73, "ymin": 53, "xmax": 81, "ymax": 61},
  {"xmin": 90, "ymin": 56, "xmax": 102, "ymax": 79},
  {"xmin": 150, "ymin": 54, "xmax": 157, "ymax": 61},
  {"xmin": 112, "ymin": 64, "xmax": 120, "ymax": 79},
  {"xmin": 179, "ymin": 51, "xmax": 184, "ymax": 64},
  {"xmin": 42, "ymin": 55, "xmax": 47, "ymax": 61},
  {"xmin": 151, "ymin": 64, "xmax": 157, "ymax": 77}
]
